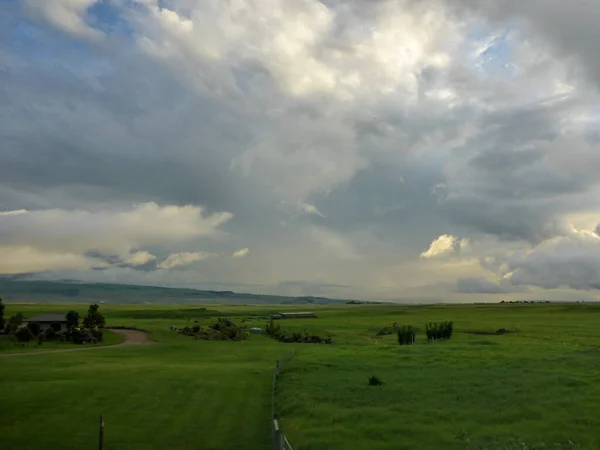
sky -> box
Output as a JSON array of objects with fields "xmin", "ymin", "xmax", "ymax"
[{"xmin": 1, "ymin": 0, "xmax": 600, "ymax": 302}]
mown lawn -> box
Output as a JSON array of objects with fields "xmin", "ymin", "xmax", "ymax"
[
  {"xmin": 1, "ymin": 302, "xmax": 599, "ymax": 449},
  {"xmin": 0, "ymin": 303, "xmax": 286, "ymax": 450}
]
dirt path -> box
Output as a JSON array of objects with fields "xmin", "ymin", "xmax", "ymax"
[{"xmin": 0, "ymin": 329, "xmax": 150, "ymax": 358}]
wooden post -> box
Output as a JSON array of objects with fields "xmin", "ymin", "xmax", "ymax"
[
  {"xmin": 273, "ymin": 419, "xmax": 283, "ymax": 450},
  {"xmin": 99, "ymin": 414, "xmax": 104, "ymax": 450}
]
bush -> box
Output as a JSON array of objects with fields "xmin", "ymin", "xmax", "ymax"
[
  {"xmin": 70, "ymin": 328, "xmax": 101, "ymax": 344},
  {"xmin": 15, "ymin": 327, "xmax": 34, "ymax": 342},
  {"xmin": 376, "ymin": 323, "xmax": 398, "ymax": 336},
  {"xmin": 181, "ymin": 318, "xmax": 248, "ymax": 341},
  {"xmin": 44, "ymin": 327, "xmax": 57, "ymax": 341},
  {"xmin": 425, "ymin": 321, "xmax": 453, "ymax": 340},
  {"xmin": 368, "ymin": 375, "xmax": 384, "ymax": 386},
  {"xmin": 50, "ymin": 322, "xmax": 62, "ymax": 333},
  {"xmin": 37, "ymin": 333, "xmax": 45, "ymax": 346},
  {"xmin": 26, "ymin": 322, "xmax": 41, "ymax": 336},
  {"xmin": 271, "ymin": 330, "xmax": 332, "ymax": 344},
  {"xmin": 266, "ymin": 319, "xmax": 281, "ymax": 337},
  {"xmin": 90, "ymin": 328, "xmax": 103, "ymax": 342},
  {"xmin": 397, "ymin": 325, "xmax": 416, "ymax": 345}
]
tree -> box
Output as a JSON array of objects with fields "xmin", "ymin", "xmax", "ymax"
[
  {"xmin": 27, "ymin": 321, "xmax": 41, "ymax": 336},
  {"xmin": 0, "ymin": 295, "xmax": 5, "ymax": 331},
  {"xmin": 83, "ymin": 304, "xmax": 105, "ymax": 329},
  {"xmin": 7, "ymin": 312, "xmax": 24, "ymax": 334},
  {"xmin": 15, "ymin": 326, "xmax": 33, "ymax": 342},
  {"xmin": 66, "ymin": 311, "xmax": 79, "ymax": 331}
]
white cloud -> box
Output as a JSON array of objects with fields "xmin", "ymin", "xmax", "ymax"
[
  {"xmin": 421, "ymin": 234, "xmax": 465, "ymax": 259},
  {"xmin": 0, "ymin": 202, "xmax": 231, "ymax": 273},
  {"xmin": 123, "ymin": 251, "xmax": 157, "ymax": 266},
  {"xmin": 232, "ymin": 248, "xmax": 249, "ymax": 258},
  {"xmin": 23, "ymin": 0, "xmax": 105, "ymax": 42},
  {"xmin": 502, "ymin": 227, "xmax": 600, "ymax": 290},
  {"xmin": 0, "ymin": 246, "xmax": 103, "ymax": 274},
  {"xmin": 157, "ymin": 252, "xmax": 211, "ymax": 269},
  {"xmin": 299, "ymin": 203, "xmax": 324, "ymax": 217},
  {"xmin": 0, "ymin": 209, "xmax": 27, "ymax": 216}
]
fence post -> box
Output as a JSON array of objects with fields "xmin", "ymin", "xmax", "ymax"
[
  {"xmin": 99, "ymin": 414, "xmax": 104, "ymax": 450},
  {"xmin": 273, "ymin": 419, "xmax": 283, "ymax": 450}
]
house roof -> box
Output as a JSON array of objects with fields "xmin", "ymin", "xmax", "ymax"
[{"xmin": 25, "ymin": 313, "xmax": 68, "ymax": 323}]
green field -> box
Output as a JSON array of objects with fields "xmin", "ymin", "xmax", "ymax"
[{"xmin": 1, "ymin": 302, "xmax": 599, "ymax": 449}]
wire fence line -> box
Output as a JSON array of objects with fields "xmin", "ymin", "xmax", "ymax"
[{"xmin": 271, "ymin": 349, "xmax": 295, "ymax": 450}]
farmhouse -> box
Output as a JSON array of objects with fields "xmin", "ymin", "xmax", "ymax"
[
  {"xmin": 25, "ymin": 313, "xmax": 68, "ymax": 332},
  {"xmin": 272, "ymin": 312, "xmax": 317, "ymax": 319}
]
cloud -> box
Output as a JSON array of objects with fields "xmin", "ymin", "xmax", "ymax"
[
  {"xmin": 501, "ymin": 228, "xmax": 600, "ymax": 290},
  {"xmin": 299, "ymin": 203, "xmax": 324, "ymax": 217},
  {"xmin": 157, "ymin": 252, "xmax": 211, "ymax": 269},
  {"xmin": 0, "ymin": 246, "xmax": 105, "ymax": 274},
  {"xmin": 308, "ymin": 226, "xmax": 360, "ymax": 261},
  {"xmin": 456, "ymin": 276, "xmax": 521, "ymax": 294},
  {"xmin": 0, "ymin": 202, "xmax": 231, "ymax": 273},
  {"xmin": 421, "ymin": 234, "xmax": 467, "ymax": 259},
  {"xmin": 232, "ymin": 248, "xmax": 249, "ymax": 258},
  {"xmin": 23, "ymin": 0, "xmax": 105, "ymax": 42},
  {"xmin": 123, "ymin": 251, "xmax": 156, "ymax": 266},
  {"xmin": 2, "ymin": 0, "xmax": 600, "ymax": 300}
]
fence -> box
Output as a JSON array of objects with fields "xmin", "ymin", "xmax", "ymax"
[{"xmin": 271, "ymin": 349, "xmax": 295, "ymax": 450}]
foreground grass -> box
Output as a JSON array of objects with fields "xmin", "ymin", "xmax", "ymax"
[
  {"xmin": 1, "ymin": 303, "xmax": 286, "ymax": 450},
  {"xmin": 0, "ymin": 329, "xmax": 123, "ymax": 354},
  {"xmin": 1, "ymin": 302, "xmax": 599, "ymax": 449},
  {"xmin": 275, "ymin": 304, "xmax": 600, "ymax": 450}
]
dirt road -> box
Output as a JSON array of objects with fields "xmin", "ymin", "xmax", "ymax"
[{"xmin": 0, "ymin": 328, "xmax": 150, "ymax": 358}]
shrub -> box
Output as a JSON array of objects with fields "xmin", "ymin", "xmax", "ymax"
[
  {"xmin": 425, "ymin": 321, "xmax": 453, "ymax": 340},
  {"xmin": 44, "ymin": 327, "xmax": 58, "ymax": 341},
  {"xmin": 70, "ymin": 328, "xmax": 100, "ymax": 344},
  {"xmin": 15, "ymin": 326, "xmax": 34, "ymax": 342},
  {"xmin": 66, "ymin": 311, "xmax": 79, "ymax": 331},
  {"xmin": 7, "ymin": 313, "xmax": 24, "ymax": 333},
  {"xmin": 181, "ymin": 318, "xmax": 248, "ymax": 341},
  {"xmin": 0, "ymin": 295, "xmax": 4, "ymax": 332},
  {"xmin": 90, "ymin": 328, "xmax": 103, "ymax": 342},
  {"xmin": 397, "ymin": 325, "xmax": 416, "ymax": 345},
  {"xmin": 266, "ymin": 318, "xmax": 281, "ymax": 337},
  {"xmin": 37, "ymin": 333, "xmax": 45, "ymax": 346},
  {"xmin": 368, "ymin": 375, "xmax": 384, "ymax": 386},
  {"xmin": 50, "ymin": 322, "xmax": 62, "ymax": 333},
  {"xmin": 376, "ymin": 323, "xmax": 398, "ymax": 336},
  {"xmin": 26, "ymin": 322, "xmax": 41, "ymax": 336},
  {"xmin": 271, "ymin": 330, "xmax": 332, "ymax": 344}
]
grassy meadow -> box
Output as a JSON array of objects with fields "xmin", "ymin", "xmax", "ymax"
[{"xmin": 1, "ymin": 302, "xmax": 599, "ymax": 449}]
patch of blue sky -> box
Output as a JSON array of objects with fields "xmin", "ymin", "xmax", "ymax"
[
  {"xmin": 465, "ymin": 20, "xmax": 517, "ymax": 80},
  {"xmin": 6, "ymin": 16, "xmax": 115, "ymax": 81},
  {"xmin": 87, "ymin": 0, "xmax": 133, "ymax": 37}
]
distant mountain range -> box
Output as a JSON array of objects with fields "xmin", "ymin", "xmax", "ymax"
[{"xmin": 0, "ymin": 277, "xmax": 355, "ymax": 305}]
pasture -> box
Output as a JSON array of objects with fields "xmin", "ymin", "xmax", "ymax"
[{"xmin": 1, "ymin": 302, "xmax": 599, "ymax": 449}]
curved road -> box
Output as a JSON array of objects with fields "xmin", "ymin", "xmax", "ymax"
[{"xmin": 0, "ymin": 329, "xmax": 149, "ymax": 358}]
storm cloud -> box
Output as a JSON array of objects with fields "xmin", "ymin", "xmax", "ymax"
[{"xmin": 1, "ymin": 0, "xmax": 600, "ymax": 301}]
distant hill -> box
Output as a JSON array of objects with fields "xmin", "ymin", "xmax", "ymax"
[{"xmin": 0, "ymin": 278, "xmax": 351, "ymax": 305}]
